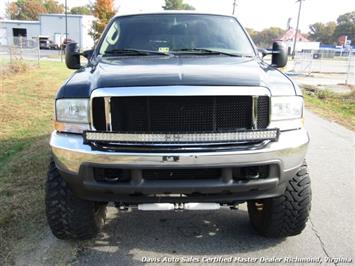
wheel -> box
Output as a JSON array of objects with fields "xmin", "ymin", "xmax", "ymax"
[
  {"xmin": 247, "ymin": 161, "xmax": 311, "ymax": 238},
  {"xmin": 45, "ymin": 160, "xmax": 107, "ymax": 240}
]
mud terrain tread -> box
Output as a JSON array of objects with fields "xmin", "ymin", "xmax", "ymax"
[
  {"xmin": 248, "ymin": 161, "xmax": 311, "ymax": 238},
  {"xmin": 45, "ymin": 161, "xmax": 106, "ymax": 240}
]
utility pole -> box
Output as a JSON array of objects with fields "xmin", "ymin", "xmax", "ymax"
[
  {"xmin": 65, "ymin": 0, "xmax": 68, "ymax": 40},
  {"xmin": 232, "ymin": 0, "xmax": 237, "ymax": 15},
  {"xmin": 292, "ymin": 0, "xmax": 304, "ymax": 59}
]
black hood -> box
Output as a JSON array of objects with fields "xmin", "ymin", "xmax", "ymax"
[{"xmin": 57, "ymin": 56, "xmax": 297, "ymax": 98}]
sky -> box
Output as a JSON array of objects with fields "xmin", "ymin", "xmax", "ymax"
[{"xmin": 1, "ymin": 0, "xmax": 354, "ymax": 33}]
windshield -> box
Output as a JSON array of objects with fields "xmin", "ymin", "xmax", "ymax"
[{"xmin": 98, "ymin": 14, "xmax": 255, "ymax": 57}]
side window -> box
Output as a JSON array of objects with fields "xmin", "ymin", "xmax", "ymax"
[{"xmin": 99, "ymin": 21, "xmax": 120, "ymax": 54}]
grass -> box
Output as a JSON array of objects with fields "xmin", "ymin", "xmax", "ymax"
[
  {"xmin": 302, "ymin": 85, "xmax": 355, "ymax": 131},
  {"xmin": 0, "ymin": 61, "xmax": 72, "ymax": 264}
]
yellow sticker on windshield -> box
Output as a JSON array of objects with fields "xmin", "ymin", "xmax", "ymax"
[{"xmin": 158, "ymin": 47, "xmax": 170, "ymax": 53}]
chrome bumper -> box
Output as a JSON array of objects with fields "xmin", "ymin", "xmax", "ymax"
[{"xmin": 50, "ymin": 128, "xmax": 309, "ymax": 177}]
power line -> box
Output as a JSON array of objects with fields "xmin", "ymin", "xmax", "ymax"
[{"xmin": 292, "ymin": 0, "xmax": 305, "ymax": 59}]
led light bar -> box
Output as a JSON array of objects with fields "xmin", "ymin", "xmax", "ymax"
[{"xmin": 84, "ymin": 129, "xmax": 279, "ymax": 144}]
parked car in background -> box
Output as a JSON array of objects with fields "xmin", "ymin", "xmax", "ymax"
[
  {"xmin": 39, "ymin": 36, "xmax": 59, "ymax": 50},
  {"xmin": 60, "ymin": 38, "xmax": 74, "ymax": 51}
]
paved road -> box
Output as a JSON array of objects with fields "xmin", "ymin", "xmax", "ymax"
[
  {"xmin": 39, "ymin": 49, "xmax": 62, "ymax": 58},
  {"xmin": 291, "ymin": 74, "xmax": 354, "ymax": 94},
  {"xmin": 72, "ymin": 111, "xmax": 354, "ymax": 266}
]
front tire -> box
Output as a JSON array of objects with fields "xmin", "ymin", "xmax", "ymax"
[
  {"xmin": 45, "ymin": 160, "xmax": 106, "ymax": 240},
  {"xmin": 247, "ymin": 161, "xmax": 311, "ymax": 238}
]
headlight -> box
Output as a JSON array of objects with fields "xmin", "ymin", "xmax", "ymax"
[
  {"xmin": 55, "ymin": 99, "xmax": 90, "ymax": 133},
  {"xmin": 271, "ymin": 96, "xmax": 303, "ymax": 121}
]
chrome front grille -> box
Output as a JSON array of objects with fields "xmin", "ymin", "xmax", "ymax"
[
  {"xmin": 92, "ymin": 96, "xmax": 267, "ymax": 133},
  {"xmin": 87, "ymin": 86, "xmax": 274, "ymax": 147}
]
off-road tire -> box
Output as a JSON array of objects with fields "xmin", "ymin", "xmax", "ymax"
[
  {"xmin": 45, "ymin": 160, "xmax": 107, "ymax": 240},
  {"xmin": 247, "ymin": 161, "xmax": 311, "ymax": 238}
]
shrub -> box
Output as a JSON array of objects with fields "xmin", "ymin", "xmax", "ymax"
[{"xmin": 1, "ymin": 60, "xmax": 30, "ymax": 77}]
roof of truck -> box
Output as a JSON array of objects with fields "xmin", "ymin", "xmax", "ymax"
[{"xmin": 113, "ymin": 11, "xmax": 235, "ymax": 19}]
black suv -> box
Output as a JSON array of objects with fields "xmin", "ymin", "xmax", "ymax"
[{"xmin": 46, "ymin": 12, "xmax": 311, "ymax": 240}]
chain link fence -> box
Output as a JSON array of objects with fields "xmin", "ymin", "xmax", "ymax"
[
  {"xmin": 0, "ymin": 36, "xmax": 41, "ymax": 74},
  {"xmin": 291, "ymin": 49, "xmax": 355, "ymax": 85}
]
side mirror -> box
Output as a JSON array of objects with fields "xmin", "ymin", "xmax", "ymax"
[
  {"xmin": 271, "ymin": 42, "xmax": 288, "ymax": 68},
  {"xmin": 65, "ymin": 42, "xmax": 81, "ymax": 69},
  {"xmin": 82, "ymin": 49, "xmax": 94, "ymax": 59},
  {"xmin": 258, "ymin": 48, "xmax": 269, "ymax": 58}
]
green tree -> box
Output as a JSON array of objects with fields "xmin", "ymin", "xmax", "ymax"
[
  {"xmin": 309, "ymin": 22, "xmax": 337, "ymax": 44},
  {"xmin": 89, "ymin": 0, "xmax": 116, "ymax": 41},
  {"xmin": 7, "ymin": 0, "xmax": 46, "ymax": 20},
  {"xmin": 43, "ymin": 0, "xmax": 64, "ymax": 13},
  {"xmin": 250, "ymin": 27, "xmax": 285, "ymax": 48},
  {"xmin": 70, "ymin": 5, "xmax": 92, "ymax": 15},
  {"xmin": 6, "ymin": 0, "xmax": 64, "ymax": 20},
  {"xmin": 162, "ymin": 0, "xmax": 195, "ymax": 10},
  {"xmin": 246, "ymin": 28, "xmax": 258, "ymax": 41},
  {"xmin": 334, "ymin": 11, "xmax": 355, "ymax": 42}
]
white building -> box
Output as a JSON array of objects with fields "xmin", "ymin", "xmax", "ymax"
[
  {"xmin": 277, "ymin": 28, "xmax": 320, "ymax": 54},
  {"xmin": 0, "ymin": 20, "xmax": 40, "ymax": 46},
  {"xmin": 284, "ymin": 40, "xmax": 321, "ymax": 54},
  {"xmin": 39, "ymin": 14, "xmax": 95, "ymax": 49},
  {"xmin": 0, "ymin": 14, "xmax": 95, "ymax": 49}
]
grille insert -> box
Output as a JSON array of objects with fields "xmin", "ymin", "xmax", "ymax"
[
  {"xmin": 111, "ymin": 96, "xmax": 252, "ymax": 132},
  {"xmin": 92, "ymin": 96, "xmax": 270, "ymax": 133},
  {"xmin": 257, "ymin": 96, "xmax": 270, "ymax": 129}
]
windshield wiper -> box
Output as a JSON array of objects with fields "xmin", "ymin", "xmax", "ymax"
[
  {"xmin": 103, "ymin": 48, "xmax": 170, "ymax": 56},
  {"xmin": 172, "ymin": 48, "xmax": 253, "ymax": 58}
]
